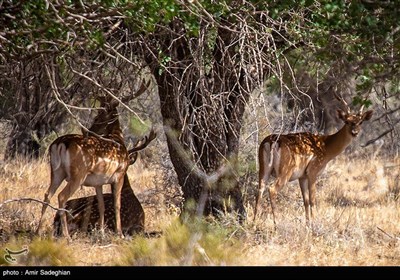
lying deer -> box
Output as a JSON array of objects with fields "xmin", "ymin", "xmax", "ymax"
[
  {"xmin": 53, "ymin": 174, "xmax": 144, "ymax": 236},
  {"xmin": 254, "ymin": 93, "xmax": 373, "ymax": 227}
]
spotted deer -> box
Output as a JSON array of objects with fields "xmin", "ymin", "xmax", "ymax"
[
  {"xmin": 254, "ymin": 93, "xmax": 373, "ymax": 226},
  {"xmin": 36, "ymin": 97, "xmax": 132, "ymax": 239},
  {"xmin": 53, "ymin": 131, "xmax": 156, "ymax": 236}
]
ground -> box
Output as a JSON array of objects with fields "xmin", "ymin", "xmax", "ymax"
[{"xmin": 0, "ymin": 150, "xmax": 399, "ymax": 266}]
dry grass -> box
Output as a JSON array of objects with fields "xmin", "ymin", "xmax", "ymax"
[
  {"xmin": 243, "ymin": 154, "xmax": 400, "ymax": 266},
  {"xmin": 0, "ymin": 153, "xmax": 399, "ymax": 266}
]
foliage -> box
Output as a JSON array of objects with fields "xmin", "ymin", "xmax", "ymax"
[
  {"xmin": 0, "ymin": 237, "xmax": 74, "ymax": 266},
  {"xmin": 1, "ymin": 0, "xmax": 398, "ymax": 129},
  {"xmin": 129, "ymin": 116, "xmax": 152, "ymax": 138},
  {"xmin": 1, "ymin": 1, "xmax": 398, "ymax": 83},
  {"xmin": 24, "ymin": 238, "xmax": 75, "ymax": 266},
  {"xmin": 117, "ymin": 217, "xmax": 243, "ymax": 265}
]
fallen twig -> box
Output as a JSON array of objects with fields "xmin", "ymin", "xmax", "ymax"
[
  {"xmin": 0, "ymin": 197, "xmax": 72, "ymax": 218},
  {"xmin": 377, "ymin": 226, "xmax": 398, "ymax": 240}
]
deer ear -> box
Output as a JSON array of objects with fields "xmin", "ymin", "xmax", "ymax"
[
  {"xmin": 362, "ymin": 110, "xmax": 373, "ymax": 121},
  {"xmin": 337, "ymin": 109, "xmax": 347, "ymax": 121}
]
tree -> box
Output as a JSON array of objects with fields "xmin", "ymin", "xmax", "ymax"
[
  {"xmin": 143, "ymin": 18, "xmax": 253, "ymax": 218},
  {"xmin": 0, "ymin": 1, "xmax": 144, "ymax": 159},
  {"xmin": 131, "ymin": 0, "xmax": 400, "ymax": 217}
]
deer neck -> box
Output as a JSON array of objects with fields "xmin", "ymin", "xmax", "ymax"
[
  {"xmin": 324, "ymin": 125, "xmax": 353, "ymax": 160},
  {"xmin": 108, "ymin": 127, "xmax": 125, "ymax": 145},
  {"xmin": 101, "ymin": 117, "xmax": 124, "ymax": 145}
]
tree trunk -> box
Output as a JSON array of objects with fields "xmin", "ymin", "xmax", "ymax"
[
  {"xmin": 4, "ymin": 128, "xmax": 40, "ymax": 160},
  {"xmin": 156, "ymin": 74, "xmax": 247, "ymax": 219}
]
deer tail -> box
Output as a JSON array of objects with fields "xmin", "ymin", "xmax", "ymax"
[{"xmin": 50, "ymin": 143, "xmax": 67, "ymax": 171}]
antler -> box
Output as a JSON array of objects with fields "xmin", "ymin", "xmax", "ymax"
[
  {"xmin": 94, "ymin": 78, "xmax": 151, "ymax": 109},
  {"xmin": 128, "ymin": 128, "xmax": 157, "ymax": 158},
  {"xmin": 358, "ymin": 95, "xmax": 370, "ymax": 115},
  {"xmin": 121, "ymin": 79, "xmax": 151, "ymax": 104},
  {"xmin": 132, "ymin": 79, "xmax": 151, "ymax": 99},
  {"xmin": 333, "ymin": 92, "xmax": 351, "ymax": 114},
  {"xmin": 358, "ymin": 104, "xmax": 365, "ymax": 115},
  {"xmin": 129, "ymin": 152, "xmax": 139, "ymax": 165},
  {"xmin": 95, "ymin": 93, "xmax": 119, "ymax": 110}
]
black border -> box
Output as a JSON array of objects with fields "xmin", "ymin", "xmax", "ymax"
[{"xmin": 1, "ymin": 266, "xmax": 397, "ymax": 278}]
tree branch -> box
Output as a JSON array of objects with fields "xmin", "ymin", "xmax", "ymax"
[
  {"xmin": 362, "ymin": 118, "xmax": 400, "ymax": 147},
  {"xmin": 0, "ymin": 197, "xmax": 72, "ymax": 218}
]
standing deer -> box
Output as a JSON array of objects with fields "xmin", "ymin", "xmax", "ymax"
[
  {"xmin": 254, "ymin": 93, "xmax": 373, "ymax": 226},
  {"xmin": 37, "ymin": 97, "xmax": 130, "ymax": 239},
  {"xmin": 53, "ymin": 130, "xmax": 156, "ymax": 236}
]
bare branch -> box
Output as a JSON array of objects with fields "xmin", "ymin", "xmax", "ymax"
[
  {"xmin": 373, "ymin": 106, "xmax": 400, "ymax": 122},
  {"xmin": 362, "ymin": 118, "xmax": 400, "ymax": 147},
  {"xmin": 164, "ymin": 125, "xmax": 231, "ymax": 187},
  {"xmin": 333, "ymin": 91, "xmax": 350, "ymax": 113},
  {"xmin": 0, "ymin": 197, "xmax": 72, "ymax": 218}
]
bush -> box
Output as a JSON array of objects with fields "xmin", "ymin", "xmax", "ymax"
[{"xmin": 117, "ymin": 217, "xmax": 243, "ymax": 266}]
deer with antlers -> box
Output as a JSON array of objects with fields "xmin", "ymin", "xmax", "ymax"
[
  {"xmin": 36, "ymin": 98, "xmax": 130, "ymax": 239},
  {"xmin": 52, "ymin": 131, "xmax": 156, "ymax": 236},
  {"xmin": 254, "ymin": 93, "xmax": 373, "ymax": 227},
  {"xmin": 36, "ymin": 79, "xmax": 151, "ymax": 239}
]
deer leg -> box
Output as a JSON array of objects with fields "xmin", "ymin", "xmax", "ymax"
[
  {"xmin": 308, "ymin": 179, "xmax": 317, "ymax": 224},
  {"xmin": 36, "ymin": 168, "xmax": 66, "ymax": 234},
  {"xmin": 269, "ymin": 173, "xmax": 291, "ymax": 229},
  {"xmin": 305, "ymin": 162, "xmax": 323, "ymax": 229},
  {"xmin": 267, "ymin": 185, "xmax": 278, "ymax": 228},
  {"xmin": 299, "ymin": 178, "xmax": 310, "ymax": 226},
  {"xmin": 112, "ymin": 178, "xmax": 124, "ymax": 238},
  {"xmin": 255, "ymin": 173, "xmax": 270, "ymax": 222},
  {"xmin": 255, "ymin": 142, "xmax": 274, "ymax": 222},
  {"xmin": 58, "ymin": 178, "xmax": 84, "ymax": 240},
  {"xmin": 95, "ymin": 186, "xmax": 105, "ymax": 235}
]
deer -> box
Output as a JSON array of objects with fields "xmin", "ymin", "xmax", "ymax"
[
  {"xmin": 53, "ymin": 131, "xmax": 156, "ymax": 236},
  {"xmin": 254, "ymin": 93, "xmax": 373, "ymax": 227},
  {"xmin": 36, "ymin": 94, "xmax": 142, "ymax": 239},
  {"xmin": 36, "ymin": 98, "xmax": 128, "ymax": 239}
]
